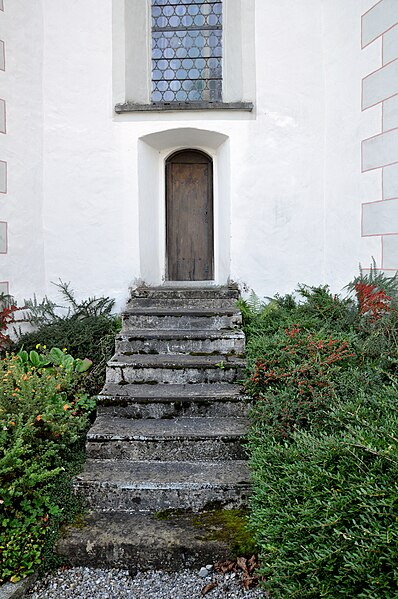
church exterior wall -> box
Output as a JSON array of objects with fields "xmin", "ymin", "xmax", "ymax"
[{"xmin": 0, "ymin": 0, "xmax": 395, "ymax": 310}]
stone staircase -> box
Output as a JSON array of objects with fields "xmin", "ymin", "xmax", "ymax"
[{"xmin": 57, "ymin": 285, "xmax": 251, "ymax": 571}]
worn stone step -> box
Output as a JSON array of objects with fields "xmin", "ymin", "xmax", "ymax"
[
  {"xmin": 127, "ymin": 297, "xmax": 238, "ymax": 309},
  {"xmin": 86, "ymin": 416, "xmax": 248, "ymax": 461},
  {"xmin": 74, "ymin": 459, "xmax": 251, "ymax": 513},
  {"xmin": 115, "ymin": 329, "xmax": 245, "ymax": 356},
  {"xmin": 122, "ymin": 308, "xmax": 242, "ymax": 331},
  {"xmin": 97, "ymin": 383, "xmax": 250, "ymax": 418},
  {"xmin": 106, "ymin": 354, "xmax": 245, "ymax": 385},
  {"xmin": 56, "ymin": 511, "xmax": 237, "ymax": 571},
  {"xmin": 131, "ymin": 286, "xmax": 240, "ymax": 301}
]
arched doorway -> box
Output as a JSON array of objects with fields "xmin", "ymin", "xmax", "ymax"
[{"xmin": 166, "ymin": 149, "xmax": 214, "ymax": 281}]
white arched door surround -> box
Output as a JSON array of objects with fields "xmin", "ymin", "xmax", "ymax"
[{"xmin": 138, "ymin": 127, "xmax": 230, "ymax": 285}]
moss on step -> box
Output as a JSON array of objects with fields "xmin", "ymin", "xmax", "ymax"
[{"xmin": 154, "ymin": 508, "xmax": 257, "ymax": 558}]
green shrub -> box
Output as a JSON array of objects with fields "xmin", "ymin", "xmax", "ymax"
[
  {"xmin": 14, "ymin": 282, "xmax": 120, "ymax": 396},
  {"xmin": 248, "ymin": 388, "xmax": 398, "ymax": 598},
  {"xmin": 0, "ymin": 348, "xmax": 94, "ymax": 583},
  {"xmin": 244, "ymin": 274, "xmax": 398, "ymax": 597}
]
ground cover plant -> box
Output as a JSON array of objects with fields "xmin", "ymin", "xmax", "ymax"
[
  {"xmin": 241, "ymin": 268, "xmax": 398, "ymax": 598},
  {"xmin": 0, "ymin": 284, "xmax": 119, "ymax": 583},
  {"xmin": 0, "ymin": 346, "xmax": 95, "ymax": 583}
]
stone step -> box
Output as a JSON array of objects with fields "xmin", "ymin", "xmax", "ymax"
[
  {"xmin": 56, "ymin": 511, "xmax": 237, "ymax": 571},
  {"xmin": 98, "ymin": 382, "xmax": 249, "ymax": 419},
  {"xmin": 127, "ymin": 297, "xmax": 238, "ymax": 309},
  {"xmin": 105, "ymin": 354, "xmax": 245, "ymax": 385},
  {"xmin": 86, "ymin": 416, "xmax": 248, "ymax": 461},
  {"xmin": 122, "ymin": 308, "xmax": 242, "ymax": 331},
  {"xmin": 131, "ymin": 286, "xmax": 240, "ymax": 300},
  {"xmin": 115, "ymin": 329, "xmax": 245, "ymax": 356},
  {"xmin": 74, "ymin": 459, "xmax": 251, "ymax": 513}
]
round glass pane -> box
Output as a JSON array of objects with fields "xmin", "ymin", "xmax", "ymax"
[
  {"xmin": 188, "ymin": 47, "xmax": 200, "ymax": 58},
  {"xmin": 182, "ymin": 79, "xmax": 193, "ymax": 91},
  {"xmin": 152, "ymin": 90, "xmax": 162, "ymax": 102},
  {"xmin": 176, "ymin": 90, "xmax": 188, "ymax": 101},
  {"xmin": 163, "ymin": 90, "xmax": 174, "ymax": 102},
  {"xmin": 189, "ymin": 68, "xmax": 200, "ymax": 79},
  {"xmin": 164, "ymin": 47, "xmax": 174, "ymax": 59},
  {"xmin": 182, "ymin": 58, "xmax": 193, "ymax": 69},
  {"xmin": 170, "ymin": 80, "xmax": 181, "ymax": 91},
  {"xmin": 157, "ymin": 80, "xmax": 168, "ymax": 92},
  {"xmin": 169, "ymin": 15, "xmax": 180, "ymax": 28}
]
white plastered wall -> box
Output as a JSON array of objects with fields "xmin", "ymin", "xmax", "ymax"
[
  {"xmin": 0, "ymin": 0, "xmax": 46, "ymax": 300},
  {"xmin": 1, "ymin": 0, "xmax": 389, "ymax": 310}
]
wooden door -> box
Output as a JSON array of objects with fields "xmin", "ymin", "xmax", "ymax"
[{"xmin": 166, "ymin": 150, "xmax": 214, "ymax": 281}]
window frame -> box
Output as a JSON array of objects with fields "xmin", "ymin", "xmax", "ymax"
[{"xmin": 113, "ymin": 0, "xmax": 255, "ymax": 112}]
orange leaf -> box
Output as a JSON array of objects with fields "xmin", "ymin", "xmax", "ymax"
[
  {"xmin": 237, "ymin": 556, "xmax": 248, "ymax": 573},
  {"xmin": 201, "ymin": 582, "xmax": 218, "ymax": 596}
]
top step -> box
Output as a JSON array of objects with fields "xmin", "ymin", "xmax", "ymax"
[{"xmin": 131, "ymin": 286, "xmax": 240, "ymax": 301}]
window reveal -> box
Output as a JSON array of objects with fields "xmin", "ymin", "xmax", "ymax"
[{"xmin": 151, "ymin": 0, "xmax": 222, "ymax": 103}]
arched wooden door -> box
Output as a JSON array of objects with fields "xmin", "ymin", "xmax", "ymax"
[{"xmin": 166, "ymin": 150, "xmax": 214, "ymax": 281}]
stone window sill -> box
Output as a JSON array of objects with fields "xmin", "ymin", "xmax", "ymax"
[{"xmin": 114, "ymin": 101, "xmax": 254, "ymax": 113}]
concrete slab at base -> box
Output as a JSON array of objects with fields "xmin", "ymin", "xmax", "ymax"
[
  {"xmin": 56, "ymin": 512, "xmax": 236, "ymax": 571},
  {"xmin": 0, "ymin": 574, "xmax": 38, "ymax": 599}
]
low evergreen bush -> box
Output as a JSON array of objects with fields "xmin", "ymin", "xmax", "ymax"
[
  {"xmin": 243, "ymin": 271, "xmax": 398, "ymax": 597},
  {"xmin": 14, "ymin": 282, "xmax": 120, "ymax": 396}
]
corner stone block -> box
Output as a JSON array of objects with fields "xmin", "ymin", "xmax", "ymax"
[
  {"xmin": 362, "ymin": 198, "xmax": 398, "ymax": 236},
  {"xmin": 362, "ymin": 59, "xmax": 398, "ymax": 109},
  {"xmin": 362, "ymin": 0, "xmax": 398, "ymax": 48},
  {"xmin": 0, "ymin": 221, "xmax": 6, "ymax": 253},
  {"xmin": 362, "ymin": 128, "xmax": 398, "ymax": 171},
  {"xmin": 383, "ymin": 95, "xmax": 398, "ymax": 131},
  {"xmin": 383, "ymin": 234, "xmax": 398, "ymax": 268},
  {"xmin": 0, "ymin": 160, "xmax": 6, "ymax": 193},
  {"xmin": 384, "ymin": 162, "xmax": 398, "ymax": 198},
  {"xmin": 383, "ymin": 24, "xmax": 398, "ymax": 64},
  {"xmin": 0, "ymin": 99, "xmax": 5, "ymax": 133}
]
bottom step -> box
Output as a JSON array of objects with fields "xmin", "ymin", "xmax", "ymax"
[{"xmin": 57, "ymin": 511, "xmax": 239, "ymax": 571}]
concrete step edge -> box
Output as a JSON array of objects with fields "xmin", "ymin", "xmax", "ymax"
[
  {"xmin": 98, "ymin": 383, "xmax": 245, "ymax": 400},
  {"xmin": 116, "ymin": 329, "xmax": 245, "ymax": 340},
  {"xmin": 122, "ymin": 308, "xmax": 241, "ymax": 316},
  {"xmin": 108, "ymin": 354, "xmax": 246, "ymax": 369},
  {"xmin": 87, "ymin": 416, "xmax": 249, "ymax": 442}
]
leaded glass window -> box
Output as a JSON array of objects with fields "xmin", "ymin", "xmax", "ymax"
[{"xmin": 151, "ymin": 0, "xmax": 222, "ymax": 103}]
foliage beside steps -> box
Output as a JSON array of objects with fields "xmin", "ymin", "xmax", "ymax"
[
  {"xmin": 0, "ymin": 347, "xmax": 95, "ymax": 583},
  {"xmin": 1, "ymin": 285, "xmax": 116, "ymax": 584},
  {"xmin": 242, "ymin": 271, "xmax": 398, "ymax": 598}
]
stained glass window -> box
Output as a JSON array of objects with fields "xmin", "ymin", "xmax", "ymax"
[{"xmin": 151, "ymin": 0, "xmax": 222, "ymax": 103}]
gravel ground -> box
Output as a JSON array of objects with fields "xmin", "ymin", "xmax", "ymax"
[{"xmin": 27, "ymin": 567, "xmax": 267, "ymax": 599}]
